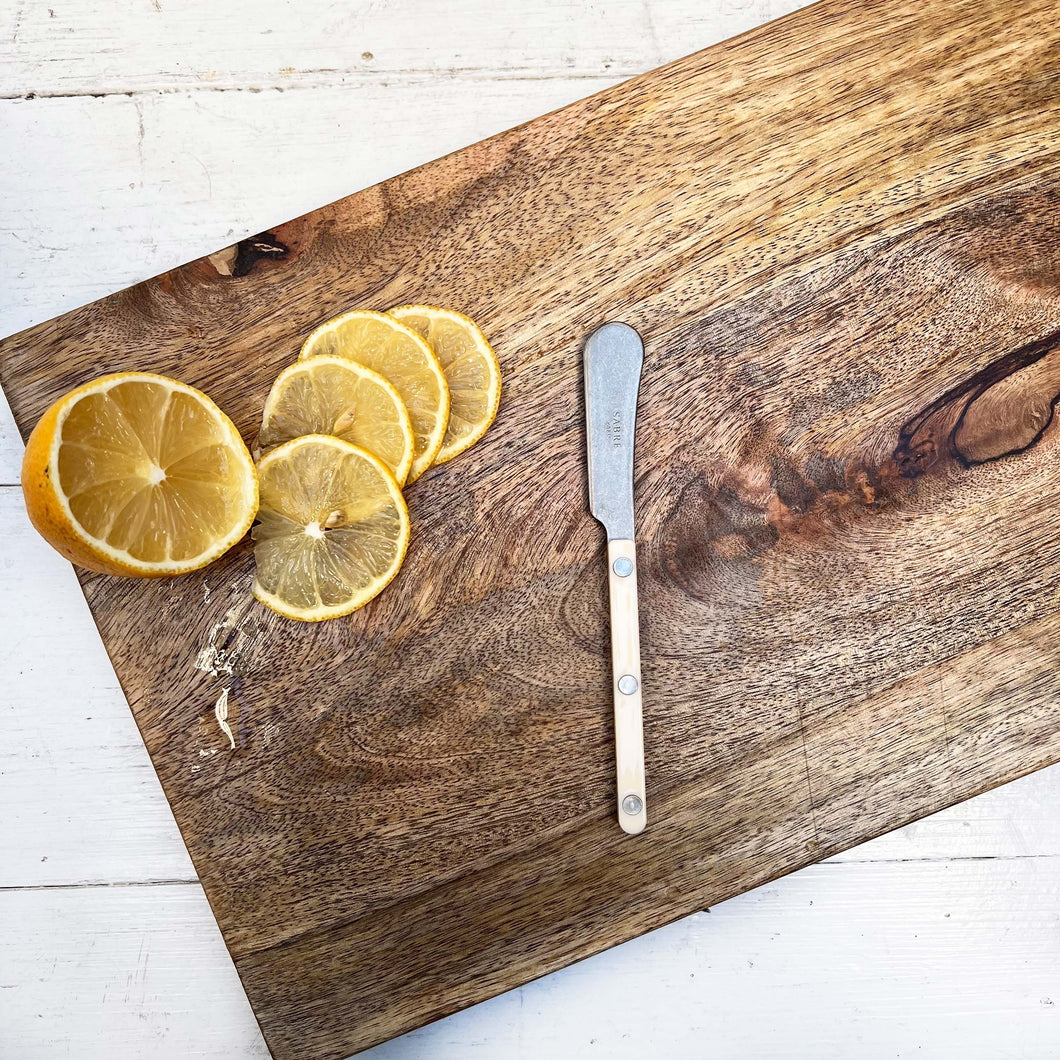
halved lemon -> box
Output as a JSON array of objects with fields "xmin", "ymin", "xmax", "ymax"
[
  {"xmin": 252, "ymin": 435, "xmax": 410, "ymax": 621},
  {"xmin": 21, "ymin": 372, "xmax": 257, "ymax": 576},
  {"xmin": 257, "ymin": 355, "xmax": 415, "ymax": 486},
  {"xmin": 299, "ymin": 310, "xmax": 449, "ymax": 483},
  {"xmin": 387, "ymin": 305, "xmax": 501, "ymax": 464}
]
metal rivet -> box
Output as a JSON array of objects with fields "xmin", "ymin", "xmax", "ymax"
[
  {"xmin": 622, "ymin": 793, "xmax": 643, "ymax": 816},
  {"xmin": 612, "ymin": 556, "xmax": 633, "ymax": 577},
  {"xmin": 618, "ymin": 674, "xmax": 638, "ymax": 695}
]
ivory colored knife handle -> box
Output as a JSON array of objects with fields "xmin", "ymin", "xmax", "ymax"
[{"xmin": 607, "ymin": 538, "xmax": 646, "ymax": 835}]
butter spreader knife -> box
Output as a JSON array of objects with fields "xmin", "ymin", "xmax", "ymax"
[{"xmin": 584, "ymin": 321, "xmax": 646, "ymax": 835}]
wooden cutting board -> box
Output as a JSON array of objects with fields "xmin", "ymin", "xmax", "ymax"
[{"xmin": 4, "ymin": 0, "xmax": 1060, "ymax": 1055}]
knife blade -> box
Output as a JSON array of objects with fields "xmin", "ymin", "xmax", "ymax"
[{"xmin": 584, "ymin": 321, "xmax": 646, "ymax": 835}]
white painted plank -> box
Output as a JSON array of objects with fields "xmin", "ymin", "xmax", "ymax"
[
  {"xmin": 1, "ymin": 0, "xmax": 806, "ymax": 96},
  {"xmin": 0, "ymin": 386, "xmax": 21, "ymax": 482},
  {"xmin": 1, "ymin": 0, "xmax": 657, "ymax": 94},
  {"xmin": 0, "ymin": 884, "xmax": 268, "ymax": 1060},
  {"xmin": 0, "ymin": 489, "xmax": 197, "ymax": 887},
  {"xmin": 2, "ymin": 860, "xmax": 1058, "ymax": 1059}
]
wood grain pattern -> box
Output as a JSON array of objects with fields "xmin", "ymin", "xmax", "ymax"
[{"xmin": 4, "ymin": 0, "xmax": 1060, "ymax": 1055}]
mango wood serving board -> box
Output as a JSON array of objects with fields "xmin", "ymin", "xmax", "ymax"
[{"xmin": 5, "ymin": 0, "xmax": 1060, "ymax": 1055}]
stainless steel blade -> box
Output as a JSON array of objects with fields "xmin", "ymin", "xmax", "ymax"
[{"xmin": 584, "ymin": 321, "xmax": 644, "ymax": 540}]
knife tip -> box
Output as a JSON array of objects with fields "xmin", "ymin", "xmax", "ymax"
[{"xmin": 587, "ymin": 320, "xmax": 642, "ymax": 345}]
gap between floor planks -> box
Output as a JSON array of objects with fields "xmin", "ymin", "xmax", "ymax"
[
  {"xmin": 5, "ymin": 72, "xmax": 633, "ymax": 101},
  {"xmin": 6, "ymin": 850, "xmax": 1060, "ymax": 895}
]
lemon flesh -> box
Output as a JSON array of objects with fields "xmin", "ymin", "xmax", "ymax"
[{"xmin": 252, "ymin": 435, "xmax": 410, "ymax": 621}]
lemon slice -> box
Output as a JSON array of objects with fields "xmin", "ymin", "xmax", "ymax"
[
  {"xmin": 387, "ymin": 305, "xmax": 501, "ymax": 464},
  {"xmin": 299, "ymin": 310, "xmax": 449, "ymax": 483},
  {"xmin": 20, "ymin": 372, "xmax": 257, "ymax": 577},
  {"xmin": 257, "ymin": 355, "xmax": 415, "ymax": 486},
  {"xmin": 252, "ymin": 435, "xmax": 410, "ymax": 621}
]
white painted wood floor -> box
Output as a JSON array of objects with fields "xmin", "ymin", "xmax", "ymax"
[{"xmin": 2, "ymin": 2, "xmax": 1058, "ymax": 1056}]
